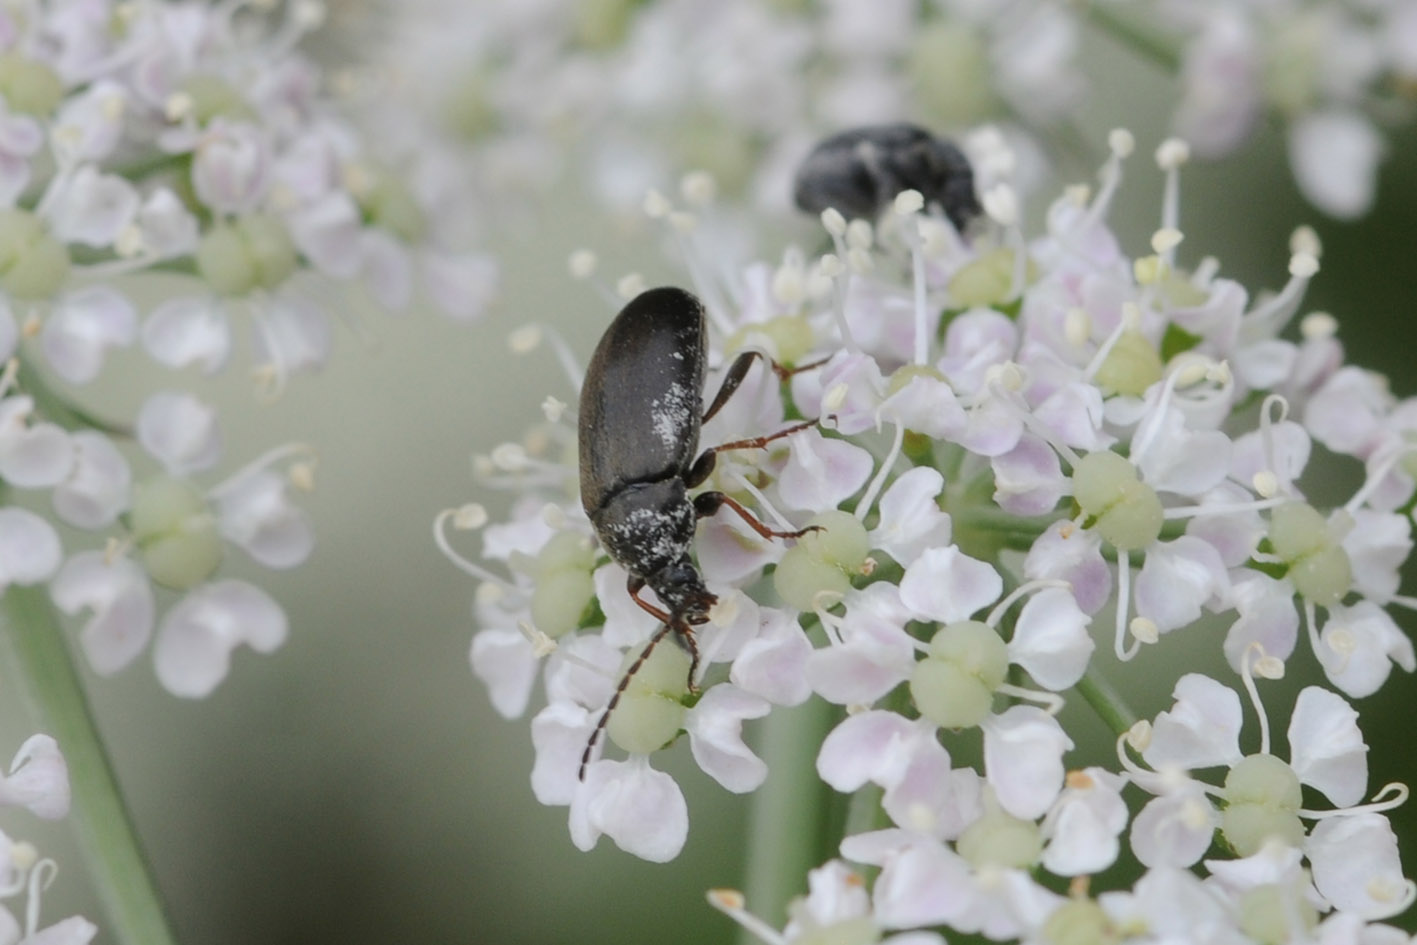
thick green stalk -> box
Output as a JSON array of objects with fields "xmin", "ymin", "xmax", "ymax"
[
  {"xmin": 0, "ymin": 586, "xmax": 178, "ymax": 945},
  {"xmin": 736, "ymin": 696, "xmax": 837, "ymax": 941},
  {"xmin": 1076, "ymin": 666, "xmax": 1139, "ymax": 737}
]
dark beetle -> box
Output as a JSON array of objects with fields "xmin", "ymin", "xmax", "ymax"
[
  {"xmin": 793, "ymin": 122, "xmax": 982, "ymax": 232},
  {"xmin": 577, "ymin": 286, "xmax": 813, "ymax": 779}
]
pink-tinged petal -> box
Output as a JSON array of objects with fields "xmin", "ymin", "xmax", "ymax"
[
  {"xmin": 1222, "ymin": 573, "xmax": 1299, "ymax": 673},
  {"xmin": 804, "ymin": 351, "xmax": 884, "ymax": 437},
  {"xmin": 883, "ymin": 746, "xmax": 978, "ymax": 840},
  {"xmin": 899, "ymin": 545, "xmax": 1001, "ymax": 624},
  {"xmin": 1129, "ymin": 786, "xmax": 1216, "ymax": 868},
  {"xmin": 530, "ymin": 700, "xmax": 593, "ymax": 805},
  {"xmin": 1186, "ymin": 483, "xmax": 1266, "ymax": 568},
  {"xmin": 0, "ymin": 414, "xmax": 74, "ymax": 488},
  {"xmin": 422, "ymin": 251, "xmax": 499, "ymax": 322},
  {"xmin": 1304, "ymin": 367, "xmax": 1389, "ymax": 458},
  {"xmin": 872, "ymin": 840, "xmax": 973, "ymax": 929},
  {"xmin": 50, "ymin": 552, "xmax": 153, "ymax": 676},
  {"xmin": 1344, "ymin": 509, "xmax": 1412, "ymax": 603},
  {"xmin": 153, "ymin": 581, "xmax": 288, "ymax": 698},
  {"xmin": 686, "ymin": 685, "xmax": 769, "ymax": 792},
  {"xmin": 43, "ymin": 167, "xmax": 140, "ymax": 247},
  {"xmin": 191, "ymin": 120, "xmax": 271, "ymax": 214},
  {"xmin": 42, "ymin": 287, "xmax": 138, "ymax": 384},
  {"xmin": 214, "ymin": 470, "xmax": 314, "ymax": 569},
  {"xmin": 0, "ymin": 508, "xmax": 61, "ymax": 585},
  {"xmin": 730, "ymin": 606, "xmax": 812, "ymax": 706},
  {"xmin": 1289, "ymin": 110, "xmax": 1383, "ymax": 220},
  {"xmin": 53, "ymin": 430, "xmax": 130, "ymax": 529},
  {"xmin": 52, "ymin": 80, "xmax": 126, "ymax": 162},
  {"xmin": 569, "ymin": 757, "xmax": 688, "ymax": 862},
  {"xmin": 1041, "ymin": 768, "xmax": 1127, "ymax": 876},
  {"xmin": 1308, "ymin": 814, "xmax": 1410, "ymax": 920},
  {"xmin": 877, "ymin": 373, "xmax": 966, "ymax": 441},
  {"xmin": 1134, "ymin": 535, "xmax": 1228, "ymax": 633},
  {"xmin": 991, "ymin": 433, "xmax": 1067, "ymax": 516},
  {"xmin": 1023, "ymin": 521, "xmax": 1110, "ymax": 615},
  {"xmin": 938, "ymin": 308, "xmax": 1017, "ymax": 393},
  {"xmin": 593, "ymin": 562, "xmax": 660, "ymax": 648},
  {"xmin": 952, "ymin": 396, "xmax": 1024, "ymax": 456},
  {"xmin": 136, "ymin": 391, "xmax": 220, "ymax": 474},
  {"xmin": 1230, "ymin": 421, "xmax": 1311, "ymax": 494},
  {"xmin": 0, "ymin": 734, "xmax": 69, "ymax": 819},
  {"xmin": 136, "ymin": 188, "xmax": 199, "ymax": 258},
  {"xmin": 362, "ymin": 229, "xmax": 413, "ymax": 311},
  {"xmin": 1033, "ymin": 382, "xmax": 1106, "ymax": 451},
  {"xmin": 469, "ymin": 627, "xmax": 538, "ymax": 720},
  {"xmin": 1143, "ymin": 673, "xmax": 1244, "ymax": 771},
  {"xmin": 807, "ymin": 605, "xmax": 915, "ymax": 705},
  {"xmin": 791, "ymin": 860, "xmax": 873, "ymax": 930},
  {"xmin": 816, "ymin": 710, "xmax": 918, "ymax": 791},
  {"xmin": 1287, "ymin": 686, "xmax": 1367, "ymax": 808},
  {"xmin": 142, "ymin": 296, "xmax": 230, "ymax": 373},
  {"xmin": 868, "ymin": 466, "xmax": 952, "ymax": 567},
  {"xmin": 776, "ymin": 428, "xmax": 874, "ymax": 511},
  {"xmin": 256, "ymin": 294, "xmax": 331, "ymax": 375},
  {"xmin": 544, "ymin": 634, "xmax": 620, "ymax": 710},
  {"xmin": 1316, "ymin": 601, "xmax": 1415, "ymax": 698},
  {"xmin": 696, "ymin": 509, "xmax": 782, "ymax": 584},
  {"xmin": 981, "ymin": 706, "xmax": 1073, "ymax": 820},
  {"xmin": 287, "ymin": 191, "xmax": 363, "ymax": 279},
  {"xmin": 1133, "ymin": 409, "xmax": 1230, "ymax": 497},
  {"xmin": 696, "ymin": 590, "xmax": 762, "ymax": 666},
  {"xmin": 1009, "ymin": 587, "xmax": 1093, "ymax": 690}
]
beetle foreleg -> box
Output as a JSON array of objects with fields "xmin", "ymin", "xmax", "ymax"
[
  {"xmin": 693, "ymin": 491, "xmax": 820, "ymax": 542},
  {"xmin": 628, "ymin": 576, "xmax": 673, "ymax": 624}
]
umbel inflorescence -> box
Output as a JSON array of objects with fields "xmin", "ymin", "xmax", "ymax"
[{"xmin": 442, "ymin": 129, "xmax": 1416, "ymax": 941}]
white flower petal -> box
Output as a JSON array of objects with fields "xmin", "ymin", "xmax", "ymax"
[
  {"xmin": 569, "ymin": 757, "xmax": 688, "ymax": 862},
  {"xmin": 50, "ymin": 551, "xmax": 153, "ymax": 676},
  {"xmin": 776, "ymin": 428, "xmax": 874, "ymax": 512},
  {"xmin": 153, "ymin": 581, "xmax": 288, "ymax": 698},
  {"xmin": 0, "ymin": 734, "xmax": 69, "ymax": 819},
  {"xmin": 52, "ymin": 430, "xmax": 130, "ymax": 529},
  {"xmin": 981, "ymin": 706, "xmax": 1073, "ymax": 820},
  {"xmin": 1308, "ymin": 814, "xmax": 1411, "ymax": 920},
  {"xmin": 137, "ymin": 391, "xmax": 221, "ymax": 474},
  {"xmin": 899, "ymin": 546, "xmax": 1001, "ymax": 624},
  {"xmin": 1287, "ymin": 686, "xmax": 1367, "ymax": 807},
  {"xmin": 868, "ymin": 466, "xmax": 952, "ymax": 567},
  {"xmin": 214, "ymin": 470, "xmax": 313, "ymax": 569},
  {"xmin": 142, "ymin": 296, "xmax": 231, "ymax": 373},
  {"xmin": 1129, "ymin": 785, "xmax": 1217, "ymax": 868},
  {"xmin": 1143, "ymin": 673, "xmax": 1244, "ymax": 771},
  {"xmin": 0, "ymin": 508, "xmax": 61, "ymax": 586},
  {"xmin": 729, "ymin": 606, "xmax": 812, "ymax": 706},
  {"xmin": 42, "ymin": 287, "xmax": 138, "ymax": 384},
  {"xmin": 686, "ymin": 684, "xmax": 769, "ymax": 792},
  {"xmin": 469, "ymin": 627, "xmax": 538, "ymax": 720},
  {"xmin": 1008, "ymin": 586, "xmax": 1093, "ymax": 690},
  {"xmin": 1289, "ymin": 110, "xmax": 1383, "ymax": 219}
]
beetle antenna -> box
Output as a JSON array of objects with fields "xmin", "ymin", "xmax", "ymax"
[{"xmin": 579, "ymin": 621, "xmax": 677, "ymax": 781}]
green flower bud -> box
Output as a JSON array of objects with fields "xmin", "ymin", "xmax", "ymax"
[
  {"xmin": 957, "ymin": 794, "xmax": 1042, "ymax": 868},
  {"xmin": 356, "ymin": 168, "xmax": 427, "ymax": 243},
  {"xmin": 947, "ymin": 247, "xmax": 1023, "ymax": 309},
  {"xmin": 773, "ymin": 510, "xmax": 869, "ymax": 610},
  {"xmin": 911, "ymin": 620, "xmax": 1007, "ymax": 728},
  {"xmin": 726, "ymin": 315, "xmax": 815, "ymax": 367},
  {"xmin": 1041, "ymin": 899, "xmax": 1120, "ymax": 945},
  {"xmin": 1093, "ymin": 330, "xmax": 1164, "ymax": 397},
  {"xmin": 1071, "ymin": 451, "xmax": 1163, "ymax": 551},
  {"xmin": 1222, "ymin": 753, "xmax": 1305, "ymax": 856},
  {"xmin": 606, "ymin": 641, "xmax": 690, "ymax": 756},
  {"xmin": 1237, "ymin": 882, "xmax": 1319, "ymax": 945},
  {"xmin": 0, "ymin": 53, "xmax": 63, "ymax": 117},
  {"xmin": 574, "ymin": 0, "xmax": 642, "ymax": 49},
  {"xmin": 180, "ymin": 74, "xmax": 258, "ymax": 125},
  {"xmin": 197, "ymin": 214, "xmax": 298, "ymax": 296},
  {"xmin": 130, "ymin": 476, "xmax": 223, "ymax": 590},
  {"xmin": 793, "ymin": 917, "xmax": 880, "ymax": 945},
  {"xmin": 1267, "ymin": 502, "xmax": 1351, "ymax": 606},
  {"xmin": 0, "ymin": 209, "xmax": 70, "ymax": 300},
  {"xmin": 527, "ymin": 531, "xmax": 598, "ymax": 638}
]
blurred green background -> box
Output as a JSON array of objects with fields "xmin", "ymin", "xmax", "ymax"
[{"xmin": 4, "ymin": 21, "xmax": 1417, "ymax": 945}]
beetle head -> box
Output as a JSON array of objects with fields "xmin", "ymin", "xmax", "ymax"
[{"xmin": 652, "ymin": 561, "xmax": 717, "ymax": 626}]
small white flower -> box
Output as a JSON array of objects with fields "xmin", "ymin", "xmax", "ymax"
[
  {"xmin": 136, "ymin": 391, "xmax": 221, "ymax": 475},
  {"xmin": 153, "ymin": 580, "xmax": 288, "ymax": 698},
  {"xmin": 51, "ymin": 552, "xmax": 153, "ymax": 677},
  {"xmin": 0, "ymin": 735, "xmax": 69, "ymax": 820}
]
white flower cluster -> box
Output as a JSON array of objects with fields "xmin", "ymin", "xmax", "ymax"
[
  {"xmin": 0, "ymin": 0, "xmax": 490, "ymax": 697},
  {"xmin": 446, "ymin": 129, "xmax": 1417, "ymax": 942},
  {"xmin": 368, "ymin": 0, "xmax": 1082, "ymax": 211},
  {"xmin": 1127, "ymin": 0, "xmax": 1417, "ymax": 218},
  {"xmin": 0, "ymin": 735, "xmax": 93, "ymax": 944}
]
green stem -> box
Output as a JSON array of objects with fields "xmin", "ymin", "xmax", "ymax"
[
  {"xmin": 1076, "ymin": 666, "xmax": 1139, "ymax": 737},
  {"xmin": 0, "ymin": 586, "xmax": 178, "ymax": 945},
  {"xmin": 736, "ymin": 697, "xmax": 836, "ymax": 942},
  {"xmin": 16, "ymin": 358, "xmax": 132, "ymax": 438},
  {"xmin": 1085, "ymin": 1, "xmax": 1183, "ymax": 72}
]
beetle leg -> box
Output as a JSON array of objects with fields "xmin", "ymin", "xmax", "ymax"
[
  {"xmin": 684, "ymin": 418, "xmax": 820, "ymax": 488},
  {"xmin": 702, "ymin": 351, "xmax": 832, "ymax": 424},
  {"xmin": 580, "ymin": 622, "xmax": 675, "ymax": 781},
  {"xmin": 671, "ymin": 621, "xmax": 703, "ymax": 693},
  {"xmin": 627, "ymin": 577, "xmax": 673, "ymax": 624},
  {"xmin": 693, "ymin": 491, "xmax": 820, "ymax": 541}
]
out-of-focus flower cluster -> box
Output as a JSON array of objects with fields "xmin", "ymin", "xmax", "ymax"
[
  {"xmin": 1115, "ymin": 0, "xmax": 1417, "ymax": 219},
  {"xmin": 0, "ymin": 0, "xmax": 495, "ymax": 698},
  {"xmin": 445, "ymin": 127, "xmax": 1417, "ymax": 942},
  {"xmin": 366, "ymin": 0, "xmax": 1082, "ymax": 214},
  {"xmin": 0, "ymin": 735, "xmax": 93, "ymax": 943}
]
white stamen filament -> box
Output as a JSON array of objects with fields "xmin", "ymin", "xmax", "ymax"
[
  {"xmin": 855, "ymin": 423, "xmax": 906, "ymax": 522},
  {"xmin": 706, "ymin": 890, "xmax": 786, "ymax": 945},
  {"xmin": 1238, "ymin": 642, "xmax": 1273, "ymax": 756},
  {"xmin": 1114, "ymin": 549, "xmax": 1139, "ymax": 661},
  {"xmin": 997, "ymin": 683, "xmax": 1065, "ymax": 715},
  {"xmin": 207, "ymin": 442, "xmax": 318, "ymax": 500},
  {"xmin": 985, "ymin": 579, "xmax": 1069, "ymax": 628},
  {"xmin": 1300, "ymin": 782, "xmax": 1410, "ymax": 820},
  {"xmin": 433, "ymin": 509, "xmax": 516, "ymax": 590}
]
